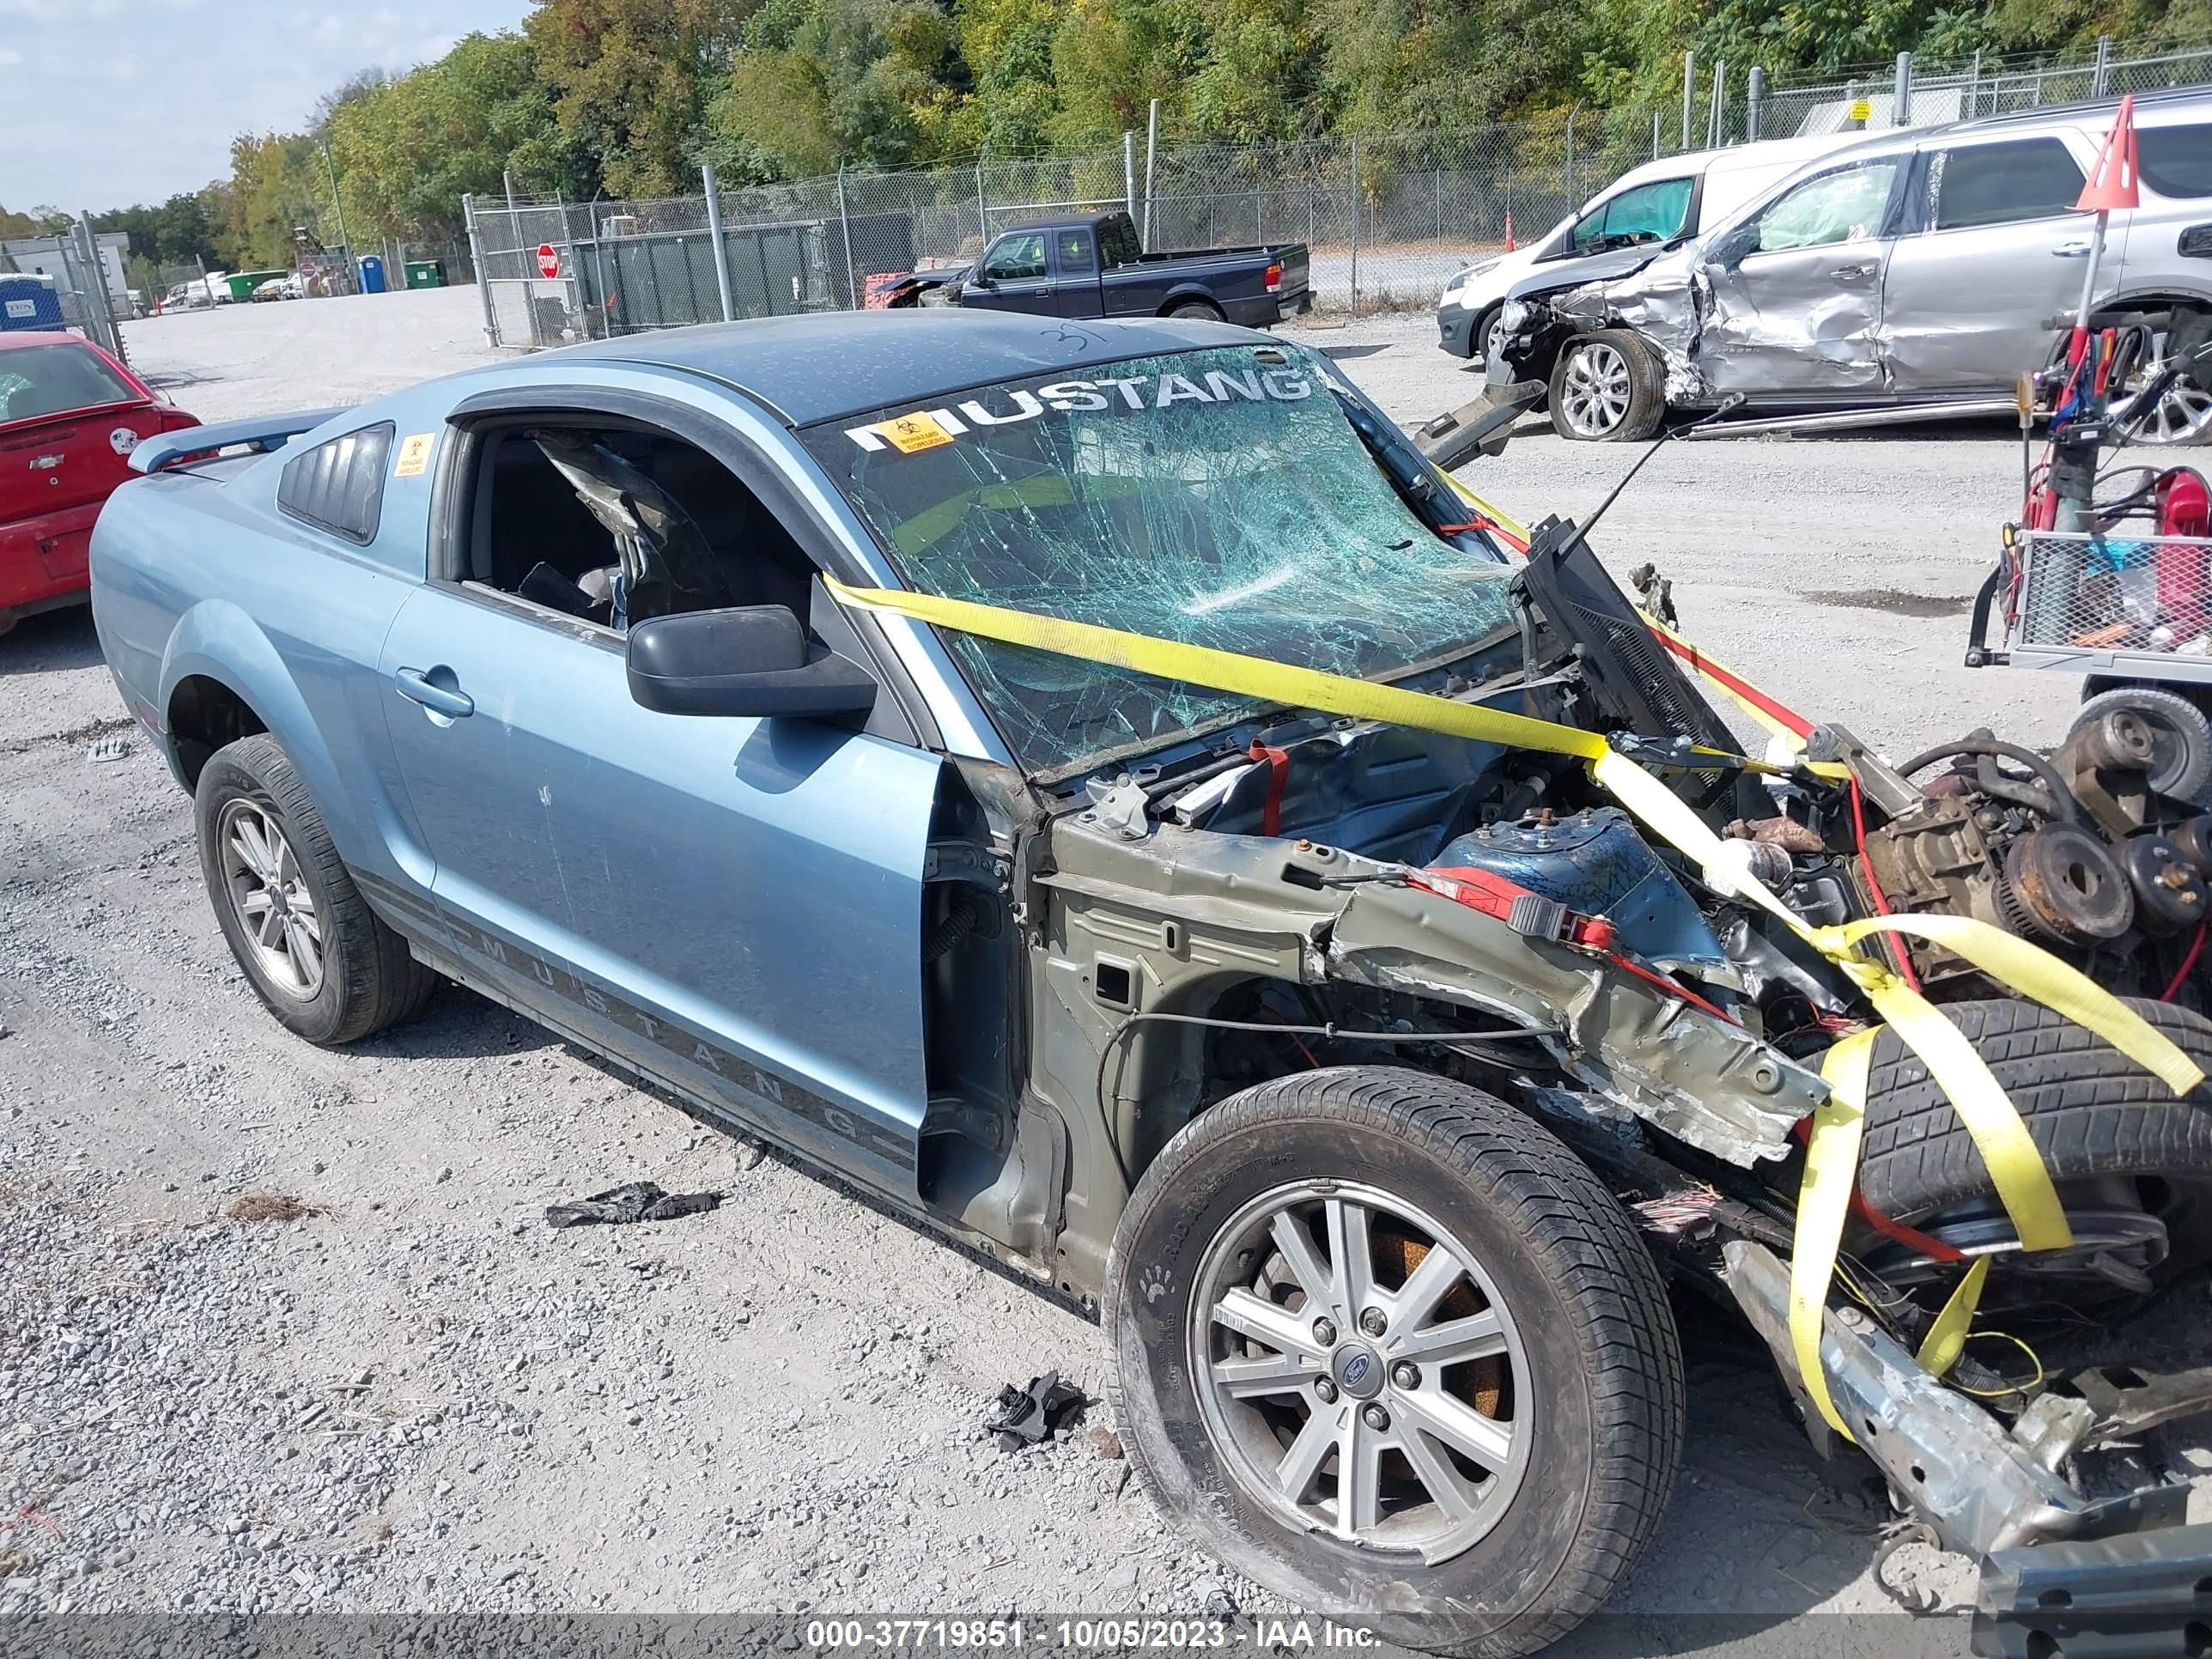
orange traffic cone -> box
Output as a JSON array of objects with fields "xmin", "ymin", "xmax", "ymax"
[
  {"xmin": 2076, "ymin": 94, "xmax": 2141, "ymax": 210},
  {"xmin": 1502, "ymin": 210, "xmax": 1516, "ymax": 252}
]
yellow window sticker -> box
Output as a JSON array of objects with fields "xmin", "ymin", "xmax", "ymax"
[
  {"xmin": 393, "ymin": 433, "xmax": 437, "ymax": 477},
  {"xmin": 873, "ymin": 411, "xmax": 955, "ymax": 454}
]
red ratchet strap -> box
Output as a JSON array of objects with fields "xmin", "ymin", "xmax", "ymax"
[
  {"xmin": 1854, "ymin": 1189, "xmax": 1968, "ymax": 1263},
  {"xmin": 1436, "ymin": 515, "xmax": 1530, "ymax": 554},
  {"xmin": 1645, "ymin": 629, "xmax": 1814, "ymax": 738},
  {"xmin": 1409, "ymin": 866, "xmax": 1618, "ymax": 951},
  {"xmin": 1603, "ymin": 948, "xmax": 1740, "ymax": 1024},
  {"xmin": 1789, "ymin": 1117, "xmax": 1966, "ymax": 1263},
  {"xmin": 1409, "ymin": 865, "xmax": 1749, "ymax": 1025},
  {"xmin": 2164, "ymin": 920, "xmax": 2207, "ymax": 1002},
  {"xmin": 1247, "ymin": 740, "xmax": 1289, "ymax": 836}
]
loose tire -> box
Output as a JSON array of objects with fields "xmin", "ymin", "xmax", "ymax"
[
  {"xmin": 1106, "ymin": 1067, "xmax": 1682, "ymax": 1657},
  {"xmin": 2071, "ymin": 685, "xmax": 2212, "ymax": 805},
  {"xmin": 1852, "ymin": 997, "xmax": 2212, "ymax": 1309},
  {"xmin": 195, "ymin": 734, "xmax": 438, "ymax": 1046},
  {"xmin": 1548, "ymin": 329, "xmax": 1666, "ymax": 442}
]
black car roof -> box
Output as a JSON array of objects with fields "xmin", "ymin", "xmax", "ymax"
[
  {"xmin": 993, "ymin": 209, "xmax": 1127, "ymax": 236},
  {"xmin": 542, "ymin": 307, "xmax": 1253, "ymax": 426}
]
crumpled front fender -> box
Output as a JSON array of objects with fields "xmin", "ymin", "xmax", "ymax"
[
  {"xmin": 1329, "ymin": 877, "xmax": 1823, "ymax": 1164},
  {"xmin": 1549, "ymin": 258, "xmax": 1711, "ymax": 405}
]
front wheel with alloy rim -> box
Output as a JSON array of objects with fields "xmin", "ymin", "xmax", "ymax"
[
  {"xmin": 195, "ymin": 734, "xmax": 439, "ymax": 1046},
  {"xmin": 1106, "ymin": 1068, "xmax": 1682, "ymax": 1657},
  {"xmin": 1548, "ymin": 328, "xmax": 1666, "ymax": 442}
]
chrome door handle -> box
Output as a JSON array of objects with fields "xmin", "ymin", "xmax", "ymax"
[
  {"xmin": 394, "ymin": 666, "xmax": 473, "ymax": 719},
  {"xmin": 2052, "ymin": 239, "xmax": 2094, "ymax": 256},
  {"xmin": 1830, "ymin": 262, "xmax": 1876, "ymax": 281}
]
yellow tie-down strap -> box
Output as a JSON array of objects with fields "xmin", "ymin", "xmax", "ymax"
[{"xmin": 827, "ymin": 576, "xmax": 2205, "ymax": 1434}]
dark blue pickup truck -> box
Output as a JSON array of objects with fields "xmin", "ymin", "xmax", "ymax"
[{"xmin": 954, "ymin": 210, "xmax": 1310, "ymax": 327}]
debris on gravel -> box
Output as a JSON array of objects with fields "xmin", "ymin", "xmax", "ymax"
[{"xmin": 225, "ymin": 1193, "xmax": 328, "ymax": 1224}]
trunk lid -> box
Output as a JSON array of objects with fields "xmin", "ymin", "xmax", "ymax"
[{"xmin": 0, "ymin": 341, "xmax": 168, "ymax": 524}]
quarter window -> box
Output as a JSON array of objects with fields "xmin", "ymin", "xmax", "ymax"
[
  {"xmin": 982, "ymin": 233, "xmax": 1048, "ymax": 282},
  {"xmin": 1098, "ymin": 216, "xmax": 1143, "ymax": 267},
  {"xmin": 2140, "ymin": 123, "xmax": 2212, "ymax": 199},
  {"xmin": 1930, "ymin": 138, "xmax": 2087, "ymax": 230},
  {"xmin": 1753, "ymin": 162, "xmax": 1900, "ymax": 252},
  {"xmin": 276, "ymin": 423, "xmax": 394, "ymax": 545}
]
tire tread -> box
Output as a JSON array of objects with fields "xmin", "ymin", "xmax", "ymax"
[
  {"xmin": 1856, "ymin": 996, "xmax": 2212, "ymax": 1225},
  {"xmin": 1106, "ymin": 1066, "xmax": 1682, "ymax": 1657},
  {"xmin": 198, "ymin": 734, "xmax": 438, "ymax": 1046}
]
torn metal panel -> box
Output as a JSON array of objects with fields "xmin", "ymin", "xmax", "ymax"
[
  {"xmin": 1329, "ymin": 877, "xmax": 1823, "ymax": 1164},
  {"xmin": 1724, "ymin": 1240, "xmax": 2096, "ymax": 1558}
]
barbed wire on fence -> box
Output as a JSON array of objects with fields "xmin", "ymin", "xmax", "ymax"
[{"xmin": 461, "ymin": 38, "xmax": 2212, "ymax": 349}]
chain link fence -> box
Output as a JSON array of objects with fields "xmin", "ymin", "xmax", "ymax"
[
  {"xmin": 0, "ymin": 228, "xmax": 131, "ymax": 359},
  {"xmin": 465, "ymin": 38, "xmax": 2212, "ymax": 348}
]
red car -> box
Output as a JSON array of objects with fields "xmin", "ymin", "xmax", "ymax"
[{"xmin": 1, "ymin": 331, "xmax": 200, "ymax": 635}]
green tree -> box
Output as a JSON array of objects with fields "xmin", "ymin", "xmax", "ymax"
[
  {"xmin": 324, "ymin": 32, "xmax": 577, "ymax": 243},
  {"xmin": 1186, "ymin": 0, "xmax": 1320, "ymax": 141},
  {"xmin": 0, "ymin": 204, "xmax": 71, "ymax": 238},
  {"xmin": 222, "ymin": 132, "xmax": 327, "ymax": 268},
  {"xmin": 953, "ymin": 0, "xmax": 1064, "ymax": 152},
  {"xmin": 705, "ymin": 0, "xmax": 972, "ymax": 178},
  {"xmin": 527, "ymin": 0, "xmax": 755, "ymax": 194},
  {"xmin": 1046, "ymin": 0, "xmax": 1206, "ymax": 146}
]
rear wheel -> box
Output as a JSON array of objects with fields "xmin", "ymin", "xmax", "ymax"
[
  {"xmin": 1106, "ymin": 1067, "xmax": 1681, "ymax": 1657},
  {"xmin": 1851, "ymin": 997, "xmax": 2212, "ymax": 1316},
  {"xmin": 195, "ymin": 734, "xmax": 439, "ymax": 1046},
  {"xmin": 1549, "ymin": 329, "xmax": 1666, "ymax": 442},
  {"xmin": 1169, "ymin": 300, "xmax": 1224, "ymax": 321}
]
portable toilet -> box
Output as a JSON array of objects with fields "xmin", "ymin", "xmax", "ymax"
[
  {"xmin": 403, "ymin": 259, "xmax": 446, "ymax": 289},
  {"xmin": 0, "ymin": 273, "xmax": 64, "ymax": 332},
  {"xmin": 357, "ymin": 254, "xmax": 387, "ymax": 295}
]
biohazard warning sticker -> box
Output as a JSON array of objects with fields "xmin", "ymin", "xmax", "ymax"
[
  {"xmin": 872, "ymin": 410, "xmax": 956, "ymax": 454},
  {"xmin": 393, "ymin": 432, "xmax": 436, "ymax": 477}
]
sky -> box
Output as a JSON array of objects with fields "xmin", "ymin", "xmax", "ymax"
[{"xmin": 0, "ymin": 0, "xmax": 535, "ymax": 214}]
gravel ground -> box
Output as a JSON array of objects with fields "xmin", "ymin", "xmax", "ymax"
[{"xmin": 0, "ymin": 290, "xmax": 2200, "ymax": 1649}]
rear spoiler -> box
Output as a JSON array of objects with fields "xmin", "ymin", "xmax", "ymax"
[{"xmin": 130, "ymin": 408, "xmax": 350, "ymax": 475}]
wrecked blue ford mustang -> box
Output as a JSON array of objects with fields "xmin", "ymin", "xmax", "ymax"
[{"xmin": 90, "ymin": 309, "xmax": 2212, "ymax": 1655}]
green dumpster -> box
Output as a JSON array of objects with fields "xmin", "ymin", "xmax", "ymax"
[
  {"xmin": 402, "ymin": 260, "xmax": 446, "ymax": 289},
  {"xmin": 222, "ymin": 270, "xmax": 286, "ymax": 302}
]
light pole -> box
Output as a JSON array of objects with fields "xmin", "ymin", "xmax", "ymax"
[{"xmin": 321, "ymin": 142, "xmax": 356, "ymax": 293}]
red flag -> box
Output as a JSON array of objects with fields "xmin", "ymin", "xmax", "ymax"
[{"xmin": 2076, "ymin": 94, "xmax": 2141, "ymax": 211}]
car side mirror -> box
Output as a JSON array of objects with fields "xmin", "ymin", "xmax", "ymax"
[
  {"xmin": 625, "ymin": 605, "xmax": 878, "ymax": 721},
  {"xmin": 967, "ymin": 270, "xmax": 995, "ymax": 289}
]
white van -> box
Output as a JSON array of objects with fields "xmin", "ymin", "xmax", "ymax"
[{"xmin": 1436, "ymin": 131, "xmax": 1875, "ymax": 362}]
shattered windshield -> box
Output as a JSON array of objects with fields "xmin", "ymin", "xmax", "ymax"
[{"xmin": 801, "ymin": 345, "xmax": 1517, "ymax": 775}]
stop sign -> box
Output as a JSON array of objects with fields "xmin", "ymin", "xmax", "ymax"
[{"xmin": 536, "ymin": 243, "xmax": 560, "ymax": 279}]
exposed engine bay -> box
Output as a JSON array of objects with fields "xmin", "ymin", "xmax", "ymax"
[
  {"xmin": 1001, "ymin": 512, "xmax": 2212, "ymax": 1631},
  {"xmin": 1066, "ymin": 517, "xmax": 2212, "ymax": 1058}
]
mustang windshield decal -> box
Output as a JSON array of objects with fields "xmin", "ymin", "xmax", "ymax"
[{"xmin": 803, "ymin": 345, "xmax": 1516, "ymax": 775}]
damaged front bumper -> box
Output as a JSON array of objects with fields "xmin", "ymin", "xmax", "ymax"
[{"xmin": 1724, "ymin": 1241, "xmax": 2212, "ymax": 1656}]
